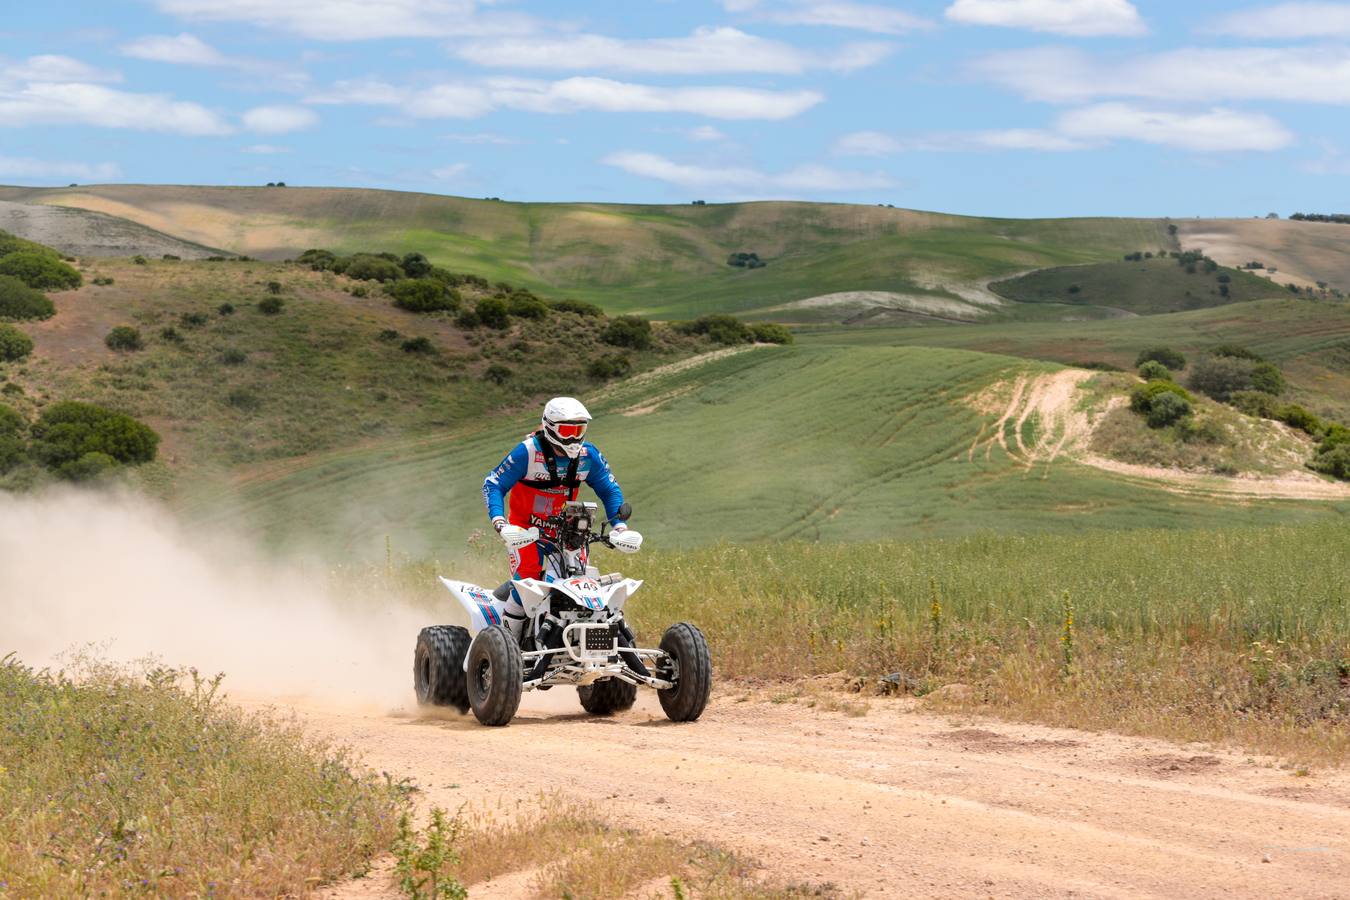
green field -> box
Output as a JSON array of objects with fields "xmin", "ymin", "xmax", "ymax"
[
  {"xmin": 185, "ymin": 342, "xmax": 1348, "ymax": 560},
  {"xmin": 803, "ymin": 298, "xmax": 1350, "ymax": 422},
  {"xmin": 0, "ymin": 185, "xmax": 1178, "ymax": 320},
  {"xmin": 990, "ymin": 257, "xmax": 1283, "ymax": 316}
]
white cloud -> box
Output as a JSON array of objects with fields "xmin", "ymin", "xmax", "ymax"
[
  {"xmin": 431, "ymin": 162, "xmax": 469, "ymax": 179},
  {"xmin": 308, "ymin": 77, "xmax": 822, "ymax": 120},
  {"xmin": 838, "ymin": 104, "xmax": 1290, "ymax": 155},
  {"xmin": 242, "ymin": 104, "xmax": 318, "ymax": 133},
  {"xmin": 0, "ymin": 82, "xmax": 232, "ymax": 135},
  {"xmin": 689, "ymin": 125, "xmax": 727, "ymax": 141},
  {"xmin": 832, "ymin": 130, "xmax": 904, "ymax": 156},
  {"xmin": 0, "ymin": 55, "xmax": 121, "ymax": 85},
  {"xmin": 153, "ymin": 0, "xmax": 537, "ymax": 41},
  {"xmin": 973, "ymin": 45, "xmax": 1350, "ymax": 104},
  {"xmin": 727, "ymin": 1, "xmax": 933, "ymax": 34},
  {"xmin": 946, "ymin": 0, "xmax": 1145, "ymax": 36},
  {"xmin": 241, "ymin": 143, "xmax": 291, "ymax": 153},
  {"xmin": 442, "ymin": 132, "xmax": 519, "ymax": 144},
  {"xmin": 0, "ymin": 155, "xmax": 122, "ymax": 181},
  {"xmin": 602, "ymin": 150, "xmax": 893, "ymax": 194},
  {"xmin": 1055, "ymin": 103, "xmax": 1293, "ymax": 151},
  {"xmin": 455, "ymin": 27, "xmax": 890, "ymax": 74},
  {"xmin": 1212, "ymin": 3, "xmax": 1350, "ymax": 38},
  {"xmin": 121, "ymin": 33, "xmax": 227, "ymax": 66}
]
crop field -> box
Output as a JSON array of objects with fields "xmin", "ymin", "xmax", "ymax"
[
  {"xmin": 804, "ymin": 298, "xmax": 1350, "ymax": 421},
  {"xmin": 191, "ymin": 342, "xmax": 1348, "ymax": 560},
  {"xmin": 0, "ymin": 185, "xmax": 1174, "ymax": 319}
]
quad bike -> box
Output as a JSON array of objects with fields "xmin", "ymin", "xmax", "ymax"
[{"xmin": 413, "ymin": 501, "xmax": 712, "ymax": 726}]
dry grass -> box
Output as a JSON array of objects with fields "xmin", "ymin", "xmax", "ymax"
[
  {"xmin": 436, "ymin": 793, "xmax": 837, "ymax": 899},
  {"xmin": 0, "ymin": 654, "xmax": 403, "ymax": 898}
]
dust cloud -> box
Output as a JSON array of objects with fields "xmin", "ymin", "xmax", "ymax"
[{"xmin": 0, "ymin": 489, "xmax": 438, "ymax": 710}]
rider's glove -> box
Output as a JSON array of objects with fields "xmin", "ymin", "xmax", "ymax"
[
  {"xmin": 609, "ymin": 527, "xmax": 643, "ymax": 554},
  {"xmin": 498, "ymin": 523, "xmax": 539, "ymax": 550}
]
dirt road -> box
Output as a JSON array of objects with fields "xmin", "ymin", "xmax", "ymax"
[{"xmin": 268, "ymin": 688, "xmax": 1350, "ymax": 899}]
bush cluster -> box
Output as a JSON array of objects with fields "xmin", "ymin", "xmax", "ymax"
[
  {"xmin": 1187, "ymin": 354, "xmax": 1285, "ymax": 402},
  {"xmin": 0, "ymin": 403, "xmax": 25, "ymax": 473},
  {"xmin": 0, "ymin": 323, "xmax": 33, "ymax": 362},
  {"xmin": 0, "ymin": 251, "xmax": 82, "ymax": 291},
  {"xmin": 1137, "ymin": 360, "xmax": 1172, "ymax": 381},
  {"xmin": 1129, "ymin": 380, "xmax": 1194, "ymax": 428},
  {"xmin": 105, "ymin": 326, "xmax": 144, "ymax": 352},
  {"xmin": 389, "ymin": 278, "xmax": 459, "ymax": 313},
  {"xmin": 673, "ymin": 314, "xmax": 793, "ymax": 346},
  {"xmin": 726, "ymin": 251, "xmax": 766, "ymax": 269},
  {"xmin": 1135, "ymin": 347, "xmax": 1186, "ymax": 371},
  {"xmin": 0, "ymin": 274, "xmax": 56, "ymax": 321},
  {"xmin": 549, "ymin": 298, "xmax": 605, "ymax": 317},
  {"xmin": 28, "ymin": 400, "xmax": 159, "ymax": 480},
  {"xmin": 602, "ymin": 315, "xmax": 652, "ymax": 350}
]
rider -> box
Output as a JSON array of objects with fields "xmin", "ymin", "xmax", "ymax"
[{"xmin": 482, "ymin": 397, "xmax": 642, "ymax": 607}]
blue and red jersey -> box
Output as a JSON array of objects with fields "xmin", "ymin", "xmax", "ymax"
[{"xmin": 482, "ymin": 433, "xmax": 625, "ymax": 534}]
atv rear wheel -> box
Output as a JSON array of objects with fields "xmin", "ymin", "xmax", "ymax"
[
  {"xmin": 577, "ymin": 678, "xmax": 637, "ymax": 715},
  {"xmin": 657, "ymin": 622, "xmax": 712, "ymax": 722},
  {"xmin": 414, "ymin": 626, "xmax": 469, "ymax": 713},
  {"xmin": 466, "ymin": 625, "xmax": 523, "ymax": 726}
]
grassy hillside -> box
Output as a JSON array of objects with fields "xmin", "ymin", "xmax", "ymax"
[
  {"xmin": 990, "ymin": 257, "xmax": 1281, "ymax": 316},
  {"xmin": 0, "ymin": 185, "xmax": 1174, "ymax": 319},
  {"xmin": 804, "ymin": 299, "xmax": 1350, "ymax": 423},
  {"xmin": 183, "ymin": 342, "xmax": 1346, "ymax": 560},
  {"xmin": 5, "ymin": 256, "xmax": 720, "ymax": 484},
  {"xmin": 1179, "ymin": 218, "xmax": 1350, "ymax": 291}
]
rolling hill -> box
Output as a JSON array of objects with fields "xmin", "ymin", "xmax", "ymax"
[{"xmin": 0, "ymin": 184, "xmax": 1178, "ymax": 320}]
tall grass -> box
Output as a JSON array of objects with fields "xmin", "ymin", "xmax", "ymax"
[
  {"xmin": 610, "ymin": 522, "xmax": 1350, "ymax": 760},
  {"xmin": 0, "ymin": 656, "xmax": 403, "ymax": 898}
]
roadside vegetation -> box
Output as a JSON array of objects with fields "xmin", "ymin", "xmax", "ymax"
[{"xmin": 0, "ymin": 655, "xmax": 402, "ymax": 898}]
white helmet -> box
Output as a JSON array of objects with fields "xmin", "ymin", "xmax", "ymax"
[{"xmin": 541, "ymin": 397, "xmax": 591, "ymax": 459}]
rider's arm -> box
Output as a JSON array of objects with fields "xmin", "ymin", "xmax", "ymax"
[
  {"xmin": 584, "ymin": 444, "xmax": 626, "ymax": 524},
  {"xmin": 482, "ymin": 443, "xmax": 529, "ymax": 527}
]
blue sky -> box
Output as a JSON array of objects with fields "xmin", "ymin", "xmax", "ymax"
[{"xmin": 3, "ymin": 1, "xmax": 1349, "ymax": 216}]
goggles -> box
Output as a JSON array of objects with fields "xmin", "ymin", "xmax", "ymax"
[{"xmin": 552, "ymin": 421, "xmax": 587, "ymax": 441}]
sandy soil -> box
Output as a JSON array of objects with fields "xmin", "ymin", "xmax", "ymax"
[
  {"xmin": 272, "ymin": 689, "xmax": 1350, "ymax": 899},
  {"xmin": 1177, "ymin": 219, "xmax": 1350, "ymax": 292}
]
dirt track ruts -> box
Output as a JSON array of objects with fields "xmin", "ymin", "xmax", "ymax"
[{"xmin": 259, "ymin": 689, "xmax": 1350, "ymax": 899}]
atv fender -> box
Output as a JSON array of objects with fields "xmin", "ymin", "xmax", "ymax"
[{"xmin": 437, "ymin": 578, "xmax": 510, "ymax": 637}]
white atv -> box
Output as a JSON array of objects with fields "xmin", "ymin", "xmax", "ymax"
[{"xmin": 413, "ymin": 501, "xmax": 712, "ymax": 726}]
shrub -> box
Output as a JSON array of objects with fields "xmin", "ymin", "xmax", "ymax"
[
  {"xmin": 1210, "ymin": 343, "xmax": 1263, "ymax": 361},
  {"xmin": 350, "ymin": 285, "xmax": 369, "ymax": 298},
  {"xmin": 483, "ymin": 364, "xmax": 513, "ymax": 384},
  {"xmin": 0, "ymin": 403, "xmax": 24, "ymax": 473},
  {"xmin": 1177, "ymin": 415, "xmax": 1222, "ymax": 443},
  {"xmin": 1231, "ymin": 390, "xmax": 1278, "ymax": 418},
  {"xmin": 550, "ymin": 298, "xmax": 605, "ymax": 317},
  {"xmin": 750, "ymin": 322, "xmax": 794, "ymax": 344},
  {"xmin": 1319, "ymin": 424, "xmax": 1350, "ymax": 454},
  {"xmin": 1276, "ymin": 404, "xmax": 1324, "ymax": 436},
  {"xmin": 180, "ymin": 311, "xmax": 208, "ymax": 328},
  {"xmin": 220, "ymin": 348, "xmax": 247, "ymax": 365},
  {"xmin": 726, "ymin": 251, "xmax": 765, "ymax": 269},
  {"xmin": 342, "ymin": 255, "xmax": 403, "ymax": 282},
  {"xmin": 0, "ymin": 229, "xmax": 58, "ymax": 258},
  {"xmin": 0, "ymin": 251, "xmax": 82, "ymax": 290},
  {"xmin": 105, "ymin": 326, "xmax": 144, "ymax": 352},
  {"xmin": 0, "ymin": 275, "xmax": 55, "ymax": 320},
  {"xmin": 1130, "ymin": 380, "xmax": 1194, "ymax": 414},
  {"xmin": 92, "ymin": 276, "xmax": 114, "ymax": 286},
  {"xmin": 401, "ymin": 336, "xmax": 435, "ymax": 354},
  {"xmin": 1135, "ymin": 347, "xmax": 1186, "ymax": 370},
  {"xmin": 266, "ymin": 280, "xmax": 283, "ymax": 294},
  {"xmin": 30, "ymin": 401, "xmax": 159, "ymax": 471},
  {"xmin": 455, "ymin": 308, "xmax": 481, "ymax": 329},
  {"xmin": 0, "ymin": 323, "xmax": 33, "ymax": 361},
  {"xmin": 401, "ymin": 252, "xmax": 432, "ymax": 279},
  {"xmin": 162, "ymin": 254, "xmax": 180, "ymax": 261},
  {"xmin": 297, "ymin": 248, "xmax": 336, "ymax": 271},
  {"xmin": 506, "ymin": 293, "xmax": 549, "ymax": 319},
  {"xmin": 1250, "ymin": 362, "xmax": 1286, "ymax": 396},
  {"xmin": 61, "ymin": 451, "xmax": 118, "ymax": 482},
  {"xmin": 602, "ymin": 315, "xmax": 652, "ymax": 350},
  {"xmin": 389, "ymin": 279, "xmax": 459, "ymax": 313},
  {"xmin": 1312, "ymin": 445, "xmax": 1350, "ymax": 480},
  {"xmin": 676, "ymin": 314, "xmax": 754, "ymax": 345},
  {"xmin": 588, "ymin": 353, "xmax": 633, "ymax": 380},
  {"xmin": 257, "ymin": 296, "xmax": 284, "ymax": 315},
  {"xmin": 476, "ymin": 297, "xmax": 510, "ymax": 330},
  {"xmin": 1147, "ymin": 392, "xmax": 1193, "ymax": 428},
  {"xmin": 159, "ymin": 326, "xmax": 184, "ymax": 344},
  {"xmin": 217, "ymin": 302, "xmax": 235, "ymax": 316},
  {"xmin": 132, "ymin": 255, "xmax": 148, "ymax": 265},
  {"xmin": 227, "ymin": 387, "xmax": 261, "ymax": 412},
  {"xmin": 378, "ymin": 329, "xmax": 400, "ymax": 342},
  {"xmin": 1187, "ymin": 355, "xmax": 1255, "ymax": 402},
  {"xmin": 1137, "ymin": 360, "xmax": 1172, "ymax": 381}
]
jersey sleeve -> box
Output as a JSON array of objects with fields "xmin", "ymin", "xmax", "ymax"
[
  {"xmin": 584, "ymin": 444, "xmax": 626, "ymax": 522},
  {"xmin": 482, "ymin": 442, "xmax": 530, "ymax": 521}
]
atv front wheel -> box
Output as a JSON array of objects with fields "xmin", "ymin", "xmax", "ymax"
[
  {"xmin": 578, "ymin": 678, "xmax": 638, "ymax": 715},
  {"xmin": 657, "ymin": 622, "xmax": 712, "ymax": 722},
  {"xmin": 414, "ymin": 626, "xmax": 470, "ymax": 713},
  {"xmin": 466, "ymin": 625, "xmax": 523, "ymax": 726}
]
